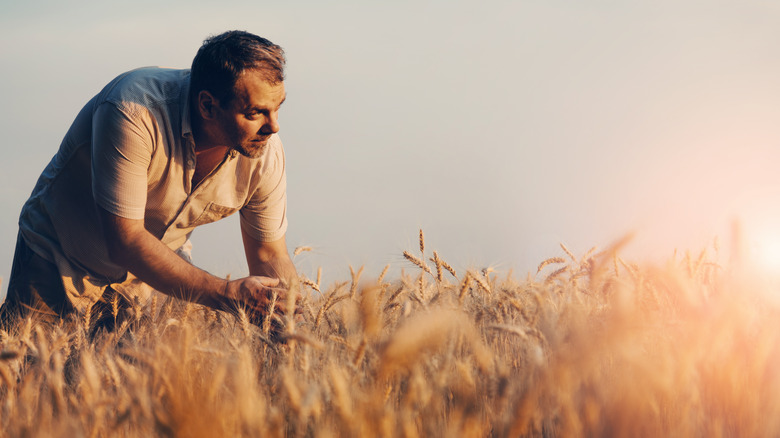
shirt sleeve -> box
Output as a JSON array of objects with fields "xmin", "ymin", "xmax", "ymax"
[
  {"xmin": 239, "ymin": 136, "xmax": 288, "ymax": 242},
  {"xmin": 91, "ymin": 102, "xmax": 153, "ymax": 220}
]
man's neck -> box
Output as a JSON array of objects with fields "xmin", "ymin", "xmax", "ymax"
[
  {"xmin": 189, "ymin": 104, "xmax": 210, "ymax": 153},
  {"xmin": 192, "ymin": 146, "xmax": 229, "ymax": 188}
]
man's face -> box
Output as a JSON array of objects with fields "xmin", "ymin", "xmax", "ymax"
[{"xmin": 215, "ymin": 71, "xmax": 286, "ymax": 158}]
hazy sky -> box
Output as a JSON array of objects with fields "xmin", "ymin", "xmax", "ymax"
[{"xmin": 2, "ymin": 1, "xmax": 780, "ymax": 297}]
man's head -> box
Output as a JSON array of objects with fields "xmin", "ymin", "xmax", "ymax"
[
  {"xmin": 190, "ymin": 30, "xmax": 285, "ymax": 106},
  {"xmin": 190, "ymin": 31, "xmax": 287, "ymax": 158}
]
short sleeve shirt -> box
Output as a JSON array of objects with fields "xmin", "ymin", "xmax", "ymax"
[{"xmin": 18, "ymin": 67, "xmax": 288, "ymax": 311}]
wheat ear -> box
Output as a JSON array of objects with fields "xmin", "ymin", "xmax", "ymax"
[
  {"xmin": 377, "ymin": 264, "xmax": 390, "ymax": 284},
  {"xmin": 403, "ymin": 251, "xmax": 432, "ymax": 275},
  {"xmin": 537, "ymin": 257, "xmax": 566, "ymax": 274},
  {"xmin": 560, "ymin": 243, "xmax": 577, "ymax": 262},
  {"xmin": 293, "ymin": 246, "xmax": 313, "ymax": 256},
  {"xmin": 349, "ymin": 265, "xmax": 364, "ymax": 298}
]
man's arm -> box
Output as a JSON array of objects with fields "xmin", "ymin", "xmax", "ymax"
[
  {"xmin": 98, "ymin": 207, "xmax": 291, "ymax": 315},
  {"xmin": 241, "ymin": 227, "xmax": 297, "ymax": 287}
]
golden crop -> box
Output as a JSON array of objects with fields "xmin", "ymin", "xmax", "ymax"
[{"xmin": 1, "ymin": 232, "xmax": 778, "ymax": 437}]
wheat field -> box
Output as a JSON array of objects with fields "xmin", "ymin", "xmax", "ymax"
[{"xmin": 1, "ymin": 232, "xmax": 779, "ymax": 437}]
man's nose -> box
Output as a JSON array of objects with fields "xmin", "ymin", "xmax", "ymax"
[{"xmin": 262, "ymin": 112, "xmax": 280, "ymax": 134}]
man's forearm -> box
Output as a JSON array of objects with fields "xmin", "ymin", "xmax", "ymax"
[
  {"xmin": 249, "ymin": 253, "xmax": 297, "ymax": 286},
  {"xmin": 241, "ymin": 229, "xmax": 297, "ymax": 286},
  {"xmin": 100, "ymin": 212, "xmax": 227, "ymax": 308},
  {"xmin": 100, "ymin": 209, "xmax": 292, "ymax": 319},
  {"xmin": 118, "ymin": 233, "xmax": 225, "ymax": 302}
]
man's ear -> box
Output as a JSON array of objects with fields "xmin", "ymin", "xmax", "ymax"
[{"xmin": 197, "ymin": 90, "xmax": 219, "ymax": 120}]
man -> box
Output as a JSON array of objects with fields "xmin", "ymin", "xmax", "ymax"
[{"xmin": 0, "ymin": 30, "xmax": 298, "ymax": 330}]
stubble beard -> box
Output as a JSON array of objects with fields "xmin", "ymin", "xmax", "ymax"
[{"xmin": 235, "ymin": 138, "xmax": 270, "ymax": 159}]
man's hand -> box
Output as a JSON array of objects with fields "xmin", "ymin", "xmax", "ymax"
[
  {"xmin": 223, "ymin": 276, "xmax": 302, "ymax": 340},
  {"xmin": 223, "ymin": 276, "xmax": 299, "ymax": 316}
]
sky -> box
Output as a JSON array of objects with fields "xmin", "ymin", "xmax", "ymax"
[{"xmin": 2, "ymin": 0, "xmax": 780, "ymax": 298}]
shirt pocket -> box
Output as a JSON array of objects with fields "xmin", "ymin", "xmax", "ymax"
[{"xmin": 189, "ymin": 202, "xmax": 240, "ymax": 227}]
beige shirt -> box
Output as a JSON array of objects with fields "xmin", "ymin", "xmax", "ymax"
[{"xmin": 19, "ymin": 67, "xmax": 288, "ymax": 312}]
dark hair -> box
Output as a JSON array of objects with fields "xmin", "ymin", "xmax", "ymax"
[{"xmin": 190, "ymin": 30, "xmax": 285, "ymax": 105}]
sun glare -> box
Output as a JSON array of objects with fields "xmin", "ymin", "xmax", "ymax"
[{"xmin": 752, "ymin": 232, "xmax": 780, "ymax": 275}]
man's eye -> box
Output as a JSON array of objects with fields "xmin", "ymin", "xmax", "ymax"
[{"xmin": 246, "ymin": 111, "xmax": 265, "ymax": 119}]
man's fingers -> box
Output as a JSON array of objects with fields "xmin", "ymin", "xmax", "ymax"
[
  {"xmin": 256, "ymin": 276, "xmax": 280, "ymax": 287},
  {"xmin": 232, "ymin": 276, "xmax": 303, "ymax": 319}
]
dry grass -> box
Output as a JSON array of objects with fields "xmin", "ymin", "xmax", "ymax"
[{"xmin": 2, "ymin": 234, "xmax": 780, "ymax": 437}]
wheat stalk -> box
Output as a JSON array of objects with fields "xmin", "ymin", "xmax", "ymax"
[
  {"xmin": 430, "ymin": 251, "xmax": 443, "ymax": 282},
  {"xmin": 545, "ymin": 266, "xmax": 569, "ymax": 283},
  {"xmin": 384, "ymin": 285, "xmax": 405, "ymax": 311},
  {"xmin": 560, "ymin": 243, "xmax": 577, "ymax": 262},
  {"xmin": 300, "ymin": 275, "xmax": 320, "ymax": 292},
  {"xmin": 458, "ymin": 273, "xmax": 472, "ymax": 305},
  {"xmin": 440, "ymin": 260, "xmax": 457, "ymax": 278},
  {"xmin": 377, "ymin": 264, "xmax": 390, "ymax": 284},
  {"xmin": 293, "ymin": 246, "xmax": 313, "ymax": 256},
  {"xmin": 262, "ymin": 290, "xmax": 279, "ymax": 336},
  {"xmin": 470, "ymin": 270, "xmax": 492, "ymax": 294},
  {"xmin": 349, "ymin": 265, "xmax": 364, "ymax": 299},
  {"xmin": 537, "ymin": 257, "xmax": 566, "ymax": 274},
  {"xmin": 487, "ymin": 323, "xmax": 529, "ymax": 339},
  {"xmin": 403, "ymin": 251, "xmax": 432, "ymax": 275},
  {"xmin": 279, "ymin": 332, "xmax": 325, "ymax": 350}
]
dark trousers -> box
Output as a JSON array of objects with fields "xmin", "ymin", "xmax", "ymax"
[{"xmin": 0, "ymin": 232, "xmax": 130, "ymax": 333}]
